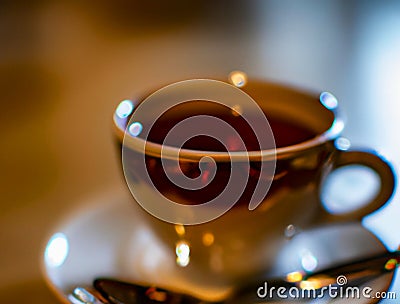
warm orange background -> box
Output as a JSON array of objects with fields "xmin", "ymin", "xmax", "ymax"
[{"xmin": 1, "ymin": 1, "xmax": 399, "ymax": 302}]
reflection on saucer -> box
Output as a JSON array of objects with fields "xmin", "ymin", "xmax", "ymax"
[{"xmin": 41, "ymin": 188, "xmax": 399, "ymax": 303}]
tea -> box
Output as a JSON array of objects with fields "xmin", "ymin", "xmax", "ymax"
[
  {"xmin": 145, "ymin": 100, "xmax": 316, "ymax": 150},
  {"xmin": 135, "ymin": 101, "xmax": 317, "ymax": 207}
]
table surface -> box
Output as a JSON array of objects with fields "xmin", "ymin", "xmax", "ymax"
[{"xmin": 1, "ymin": 1, "xmax": 400, "ymax": 302}]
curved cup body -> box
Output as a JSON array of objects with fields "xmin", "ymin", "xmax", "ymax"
[{"xmin": 114, "ymin": 79, "xmax": 396, "ymax": 288}]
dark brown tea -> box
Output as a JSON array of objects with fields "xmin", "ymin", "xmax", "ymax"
[
  {"xmin": 124, "ymin": 101, "xmax": 318, "ymax": 208},
  {"xmin": 145, "ymin": 101, "xmax": 316, "ymax": 150}
]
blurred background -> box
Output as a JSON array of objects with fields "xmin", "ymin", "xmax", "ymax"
[{"xmin": 1, "ymin": 0, "xmax": 400, "ymax": 302}]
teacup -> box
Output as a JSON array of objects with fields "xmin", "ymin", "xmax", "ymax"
[{"xmin": 113, "ymin": 76, "xmax": 395, "ymax": 290}]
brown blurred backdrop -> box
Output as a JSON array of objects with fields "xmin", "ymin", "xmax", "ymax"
[{"xmin": 1, "ymin": 1, "xmax": 400, "ymax": 302}]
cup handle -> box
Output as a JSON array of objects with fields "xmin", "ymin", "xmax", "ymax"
[{"xmin": 318, "ymin": 148, "xmax": 396, "ymax": 222}]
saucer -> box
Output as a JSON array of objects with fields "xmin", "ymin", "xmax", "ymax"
[{"xmin": 41, "ymin": 189, "xmax": 399, "ymax": 303}]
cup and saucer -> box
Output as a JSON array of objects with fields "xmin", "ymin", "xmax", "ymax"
[{"xmin": 42, "ymin": 74, "xmax": 399, "ymax": 303}]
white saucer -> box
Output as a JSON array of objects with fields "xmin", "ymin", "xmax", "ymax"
[
  {"xmin": 41, "ymin": 189, "xmax": 232, "ymax": 303},
  {"xmin": 41, "ymin": 188, "xmax": 400, "ymax": 303}
]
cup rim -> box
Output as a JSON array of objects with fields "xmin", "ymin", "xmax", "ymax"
[{"xmin": 113, "ymin": 82, "xmax": 344, "ymax": 162}]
